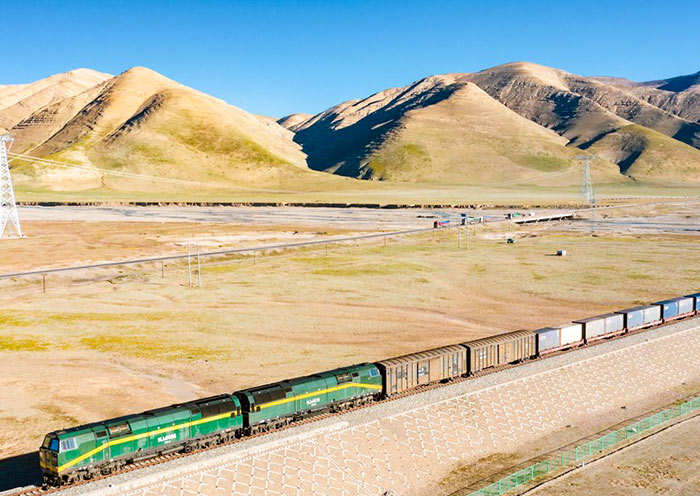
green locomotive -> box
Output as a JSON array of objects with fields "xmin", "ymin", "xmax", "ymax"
[
  {"xmin": 236, "ymin": 363, "xmax": 382, "ymax": 434},
  {"xmin": 39, "ymin": 363, "xmax": 381, "ymax": 485},
  {"xmin": 40, "ymin": 394, "xmax": 243, "ymax": 485}
]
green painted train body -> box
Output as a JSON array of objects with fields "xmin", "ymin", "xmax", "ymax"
[
  {"xmin": 40, "ymin": 394, "xmax": 242, "ymax": 484},
  {"xmin": 235, "ymin": 363, "xmax": 382, "ymax": 431}
]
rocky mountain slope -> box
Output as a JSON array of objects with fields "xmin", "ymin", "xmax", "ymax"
[
  {"xmin": 293, "ymin": 75, "xmax": 621, "ymax": 184},
  {"xmin": 3, "ymin": 63, "xmax": 699, "ymax": 196},
  {"xmin": 0, "ymin": 69, "xmax": 111, "ymax": 131},
  {"xmin": 277, "ymin": 113, "xmax": 313, "ymax": 131},
  {"xmin": 293, "ymin": 62, "xmax": 700, "ymax": 184},
  {"xmin": 5, "ymin": 68, "xmax": 330, "ymax": 192}
]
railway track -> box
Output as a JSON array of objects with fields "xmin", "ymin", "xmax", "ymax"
[{"xmin": 5, "ymin": 313, "xmax": 698, "ymax": 496}]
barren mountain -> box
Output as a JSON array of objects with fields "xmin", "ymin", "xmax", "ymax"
[
  {"xmin": 293, "ymin": 74, "xmax": 621, "ymax": 184},
  {"xmin": 7, "ymin": 67, "xmax": 324, "ymax": 192},
  {"xmin": 277, "ymin": 113, "xmax": 313, "ymax": 131},
  {"xmin": 461, "ymin": 62, "xmax": 700, "ymax": 150},
  {"xmin": 593, "ymin": 71, "xmax": 700, "ymax": 124},
  {"xmin": 293, "ymin": 62, "xmax": 700, "ymax": 183},
  {"xmin": 0, "ymin": 69, "xmax": 111, "ymax": 130}
]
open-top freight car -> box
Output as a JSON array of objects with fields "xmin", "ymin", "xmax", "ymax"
[
  {"xmin": 234, "ymin": 363, "xmax": 381, "ymax": 434},
  {"xmin": 377, "ymin": 345, "xmax": 467, "ymax": 396},
  {"xmin": 40, "ymin": 394, "xmax": 242, "ymax": 485},
  {"xmin": 462, "ymin": 330, "xmax": 535, "ymax": 374}
]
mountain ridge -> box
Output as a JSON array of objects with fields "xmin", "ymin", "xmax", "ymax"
[
  {"xmin": 292, "ymin": 61, "xmax": 700, "ymax": 184},
  {"xmin": 3, "ymin": 63, "xmax": 700, "ymax": 195}
]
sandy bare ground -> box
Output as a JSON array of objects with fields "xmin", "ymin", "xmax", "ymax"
[
  {"xmin": 0, "ymin": 205, "xmax": 698, "ymax": 488},
  {"xmin": 529, "ymin": 414, "xmax": 700, "ymax": 496}
]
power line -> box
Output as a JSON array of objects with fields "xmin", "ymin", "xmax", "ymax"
[{"xmin": 8, "ymin": 152, "xmax": 223, "ymax": 188}]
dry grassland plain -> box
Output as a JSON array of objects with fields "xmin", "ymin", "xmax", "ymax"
[{"xmin": 0, "ymin": 203, "xmax": 698, "ymax": 488}]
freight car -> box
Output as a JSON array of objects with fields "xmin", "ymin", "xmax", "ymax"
[
  {"xmin": 462, "ymin": 331, "xmax": 535, "ymax": 374},
  {"xmin": 39, "ymin": 292, "xmax": 698, "ymax": 486},
  {"xmin": 688, "ymin": 293, "xmax": 700, "ymax": 313},
  {"xmin": 533, "ymin": 323, "xmax": 584, "ymax": 355},
  {"xmin": 655, "ymin": 296, "xmax": 695, "ymax": 321},
  {"xmin": 574, "ymin": 312, "xmax": 625, "ymax": 343},
  {"xmin": 615, "ymin": 305, "xmax": 662, "ymax": 331},
  {"xmin": 377, "ymin": 345, "xmax": 467, "ymax": 396}
]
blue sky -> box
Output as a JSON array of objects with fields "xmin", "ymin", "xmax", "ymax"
[{"xmin": 2, "ymin": 0, "xmax": 699, "ymax": 117}]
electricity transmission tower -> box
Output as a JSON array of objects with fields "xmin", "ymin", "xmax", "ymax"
[
  {"xmin": 0, "ymin": 134, "xmax": 23, "ymax": 238},
  {"xmin": 575, "ymin": 154, "xmax": 597, "ymax": 233},
  {"xmin": 575, "ymin": 154, "xmax": 596, "ymax": 206}
]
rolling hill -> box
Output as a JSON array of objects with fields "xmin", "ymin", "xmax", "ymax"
[
  {"xmin": 293, "ymin": 75, "xmax": 622, "ymax": 184},
  {"xmin": 3, "ymin": 62, "xmax": 700, "ymax": 200},
  {"xmin": 0, "ymin": 69, "xmax": 111, "ymax": 131},
  {"xmin": 5, "ymin": 67, "xmax": 335, "ymax": 193},
  {"xmin": 292, "ymin": 62, "xmax": 700, "ymax": 184}
]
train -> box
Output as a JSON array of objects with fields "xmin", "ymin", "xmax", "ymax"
[{"xmin": 39, "ymin": 293, "xmax": 699, "ymax": 486}]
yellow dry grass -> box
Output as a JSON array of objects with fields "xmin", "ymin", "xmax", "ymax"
[{"xmin": 0, "ymin": 215, "xmax": 698, "ymax": 459}]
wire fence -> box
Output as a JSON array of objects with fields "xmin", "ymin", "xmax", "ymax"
[
  {"xmin": 465, "ymin": 395, "xmax": 700, "ymax": 496},
  {"xmin": 0, "ymin": 224, "xmax": 475, "ymax": 298}
]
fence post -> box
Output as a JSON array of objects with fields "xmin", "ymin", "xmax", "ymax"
[
  {"xmin": 161, "ymin": 261, "xmax": 164, "ymax": 278},
  {"xmin": 197, "ymin": 247, "xmax": 202, "ymax": 287},
  {"xmin": 42, "ymin": 274, "xmax": 46, "ymax": 293},
  {"xmin": 187, "ymin": 247, "xmax": 192, "ymax": 287}
]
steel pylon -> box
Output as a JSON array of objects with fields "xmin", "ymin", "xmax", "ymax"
[{"xmin": 0, "ymin": 134, "xmax": 23, "ymax": 238}]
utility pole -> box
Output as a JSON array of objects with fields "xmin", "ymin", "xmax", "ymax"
[{"xmin": 0, "ymin": 134, "xmax": 23, "ymax": 238}]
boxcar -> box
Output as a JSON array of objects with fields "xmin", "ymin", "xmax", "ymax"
[
  {"xmin": 557, "ymin": 323, "xmax": 584, "ymax": 348},
  {"xmin": 532, "ymin": 323, "xmax": 583, "ymax": 355},
  {"xmin": 376, "ymin": 345, "xmax": 467, "ymax": 396},
  {"xmin": 533, "ymin": 327, "xmax": 561, "ymax": 355},
  {"xmin": 615, "ymin": 305, "xmax": 662, "ymax": 331},
  {"xmin": 462, "ymin": 331, "xmax": 535, "ymax": 374},
  {"xmin": 574, "ymin": 314, "xmax": 606, "ymax": 342},
  {"xmin": 686, "ymin": 293, "xmax": 700, "ymax": 313},
  {"xmin": 655, "ymin": 297, "xmax": 695, "ymax": 321},
  {"xmin": 235, "ymin": 363, "xmax": 381, "ymax": 434},
  {"xmin": 39, "ymin": 394, "xmax": 242, "ymax": 485}
]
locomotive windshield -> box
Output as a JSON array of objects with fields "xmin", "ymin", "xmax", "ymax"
[{"xmin": 42, "ymin": 436, "xmax": 59, "ymax": 452}]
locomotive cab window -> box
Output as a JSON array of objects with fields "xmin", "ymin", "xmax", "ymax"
[
  {"xmin": 43, "ymin": 436, "xmax": 59, "ymax": 451},
  {"xmin": 369, "ymin": 368, "xmax": 379, "ymax": 377},
  {"xmin": 59, "ymin": 438, "xmax": 77, "ymax": 451},
  {"xmin": 335, "ymin": 372, "xmax": 352, "ymax": 383},
  {"xmin": 108, "ymin": 423, "xmax": 131, "ymax": 437}
]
